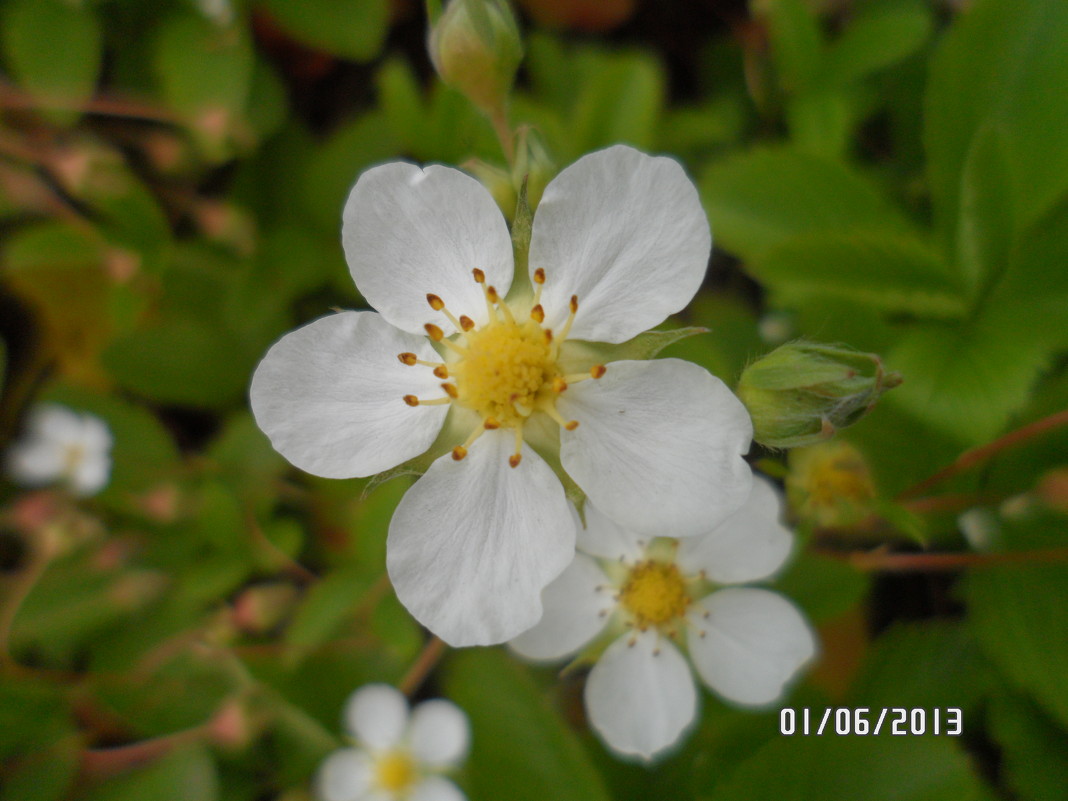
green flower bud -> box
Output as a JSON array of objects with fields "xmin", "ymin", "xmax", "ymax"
[
  {"xmin": 512, "ymin": 126, "xmax": 556, "ymax": 212},
  {"xmin": 738, "ymin": 340, "xmax": 901, "ymax": 449},
  {"xmin": 428, "ymin": 0, "xmax": 523, "ymax": 114},
  {"xmin": 787, "ymin": 440, "xmax": 876, "ymax": 529}
]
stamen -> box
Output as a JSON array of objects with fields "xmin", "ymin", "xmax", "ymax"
[
  {"xmin": 552, "ymin": 376, "xmax": 568, "ymax": 393},
  {"xmin": 398, "ymin": 352, "xmax": 417, "ymax": 365},
  {"xmin": 483, "ymin": 418, "xmax": 501, "ymax": 430},
  {"xmin": 543, "ymin": 404, "xmax": 579, "ymax": 431},
  {"xmin": 557, "ymin": 295, "xmax": 579, "ymax": 343},
  {"xmin": 543, "ymin": 329, "xmax": 553, "ymax": 344},
  {"xmin": 424, "ymin": 323, "xmax": 444, "ymax": 341},
  {"xmin": 509, "ymin": 426, "xmax": 523, "ymax": 468},
  {"xmin": 590, "ymin": 364, "xmax": 607, "ymax": 379},
  {"xmin": 441, "ymin": 383, "xmax": 459, "ymax": 399},
  {"xmin": 426, "ymin": 293, "xmax": 445, "ymax": 311},
  {"xmin": 403, "ymin": 395, "xmax": 451, "ymax": 407},
  {"xmin": 533, "ymin": 268, "xmax": 546, "ymax": 285},
  {"xmin": 530, "ymin": 304, "xmax": 545, "ymax": 323},
  {"xmin": 452, "ymin": 446, "xmax": 467, "ymax": 461},
  {"xmin": 458, "ymin": 315, "xmax": 475, "ymax": 332},
  {"xmin": 433, "ymin": 366, "xmax": 449, "ymax": 379},
  {"xmin": 426, "ymin": 294, "xmax": 467, "ymax": 334},
  {"xmin": 563, "ymin": 366, "xmax": 607, "ymax": 384},
  {"xmin": 472, "ymin": 268, "xmax": 486, "ymax": 284},
  {"xmin": 532, "ymin": 268, "xmax": 545, "ymax": 307},
  {"xmin": 512, "ymin": 397, "xmax": 534, "ymax": 417}
]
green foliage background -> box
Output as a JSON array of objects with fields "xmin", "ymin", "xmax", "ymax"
[{"xmin": 0, "ymin": 0, "xmax": 1066, "ymax": 799}]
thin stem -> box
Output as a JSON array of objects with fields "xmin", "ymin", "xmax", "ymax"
[
  {"xmin": 0, "ymin": 81, "xmax": 178, "ymax": 125},
  {"xmin": 818, "ymin": 545, "xmax": 1068, "ymax": 573},
  {"xmin": 0, "ymin": 539, "xmax": 53, "ymax": 673},
  {"xmin": 398, "ymin": 636, "xmax": 447, "ymax": 696},
  {"xmin": 490, "ymin": 106, "xmax": 515, "ymax": 167},
  {"xmin": 898, "ymin": 408, "xmax": 1068, "ymax": 500},
  {"xmin": 80, "ymin": 725, "xmax": 208, "ymax": 780}
]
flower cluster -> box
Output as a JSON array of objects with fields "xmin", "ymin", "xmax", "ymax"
[
  {"xmin": 317, "ymin": 685, "xmax": 469, "ymax": 801},
  {"xmin": 511, "ymin": 473, "xmax": 816, "ymax": 760},
  {"xmin": 5, "ymin": 404, "xmax": 112, "ymax": 497},
  {"xmin": 251, "ymin": 145, "xmax": 753, "ymax": 647}
]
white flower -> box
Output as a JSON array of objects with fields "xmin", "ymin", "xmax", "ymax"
[
  {"xmin": 5, "ymin": 404, "xmax": 112, "ymax": 496},
  {"xmin": 250, "ymin": 144, "xmax": 753, "ymax": 647},
  {"xmin": 511, "ymin": 474, "xmax": 817, "ymax": 761},
  {"xmin": 317, "ymin": 684, "xmax": 469, "ymax": 801}
]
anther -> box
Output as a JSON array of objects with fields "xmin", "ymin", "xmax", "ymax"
[
  {"xmin": 486, "ymin": 286, "xmax": 500, "ymax": 304},
  {"xmin": 452, "ymin": 446, "xmax": 467, "ymax": 461},
  {"xmin": 483, "ymin": 418, "xmax": 501, "ymax": 430},
  {"xmin": 565, "ymin": 420, "xmax": 580, "ymax": 431},
  {"xmin": 442, "ymin": 383, "xmax": 459, "ymax": 399},
  {"xmin": 552, "ymin": 376, "xmax": 568, "ymax": 393},
  {"xmin": 509, "ymin": 427, "xmax": 524, "ymax": 468},
  {"xmin": 398, "ymin": 352, "xmax": 417, "ymax": 365},
  {"xmin": 458, "ymin": 315, "xmax": 475, "ymax": 331},
  {"xmin": 426, "ymin": 293, "xmax": 445, "ymax": 311},
  {"xmin": 509, "ymin": 453, "xmax": 522, "ymax": 468},
  {"xmin": 530, "ymin": 304, "xmax": 545, "ymax": 323},
  {"xmin": 544, "ymin": 329, "xmax": 553, "ymax": 343},
  {"xmin": 533, "ymin": 268, "xmax": 546, "ymax": 285},
  {"xmin": 433, "ymin": 366, "xmax": 449, "ymax": 379},
  {"xmin": 590, "ymin": 364, "xmax": 607, "ymax": 379},
  {"xmin": 472, "ymin": 268, "xmax": 485, "ymax": 284},
  {"xmin": 543, "ymin": 404, "xmax": 579, "ymax": 431},
  {"xmin": 424, "ymin": 323, "xmax": 444, "ymax": 341},
  {"xmin": 403, "ymin": 395, "xmax": 419, "ymax": 407},
  {"xmin": 569, "ymin": 295, "xmax": 579, "ymax": 313}
]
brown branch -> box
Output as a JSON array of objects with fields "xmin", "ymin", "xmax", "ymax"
[
  {"xmin": 0, "ymin": 81, "xmax": 178, "ymax": 125},
  {"xmin": 398, "ymin": 636, "xmax": 447, "ymax": 696},
  {"xmin": 79, "ymin": 724, "xmax": 207, "ymax": 780},
  {"xmin": 819, "ymin": 545, "xmax": 1068, "ymax": 573}
]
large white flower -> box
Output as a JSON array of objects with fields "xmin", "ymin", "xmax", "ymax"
[
  {"xmin": 250, "ymin": 144, "xmax": 753, "ymax": 647},
  {"xmin": 317, "ymin": 684, "xmax": 469, "ymax": 801},
  {"xmin": 4, "ymin": 404, "xmax": 112, "ymax": 497},
  {"xmin": 511, "ymin": 474, "xmax": 817, "ymax": 761}
]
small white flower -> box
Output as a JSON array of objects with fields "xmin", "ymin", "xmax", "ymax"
[
  {"xmin": 511, "ymin": 474, "xmax": 817, "ymax": 761},
  {"xmin": 5, "ymin": 404, "xmax": 112, "ymax": 496},
  {"xmin": 251, "ymin": 144, "xmax": 753, "ymax": 647},
  {"xmin": 317, "ymin": 684, "xmax": 469, "ymax": 801}
]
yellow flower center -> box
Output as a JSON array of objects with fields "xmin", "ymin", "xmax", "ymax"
[
  {"xmin": 398, "ymin": 268, "xmax": 606, "ymax": 467},
  {"xmin": 374, "ymin": 750, "xmax": 417, "ymax": 794},
  {"xmin": 618, "ymin": 560, "xmax": 690, "ymax": 629}
]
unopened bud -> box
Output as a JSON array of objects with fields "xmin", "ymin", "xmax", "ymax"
[
  {"xmin": 429, "ymin": 0, "xmax": 523, "ymax": 114},
  {"xmin": 787, "ymin": 440, "xmax": 876, "ymax": 529},
  {"xmin": 232, "ymin": 583, "xmax": 299, "ymax": 634},
  {"xmin": 511, "ymin": 127, "xmax": 556, "ymax": 212},
  {"xmin": 738, "ymin": 340, "xmax": 901, "ymax": 449}
]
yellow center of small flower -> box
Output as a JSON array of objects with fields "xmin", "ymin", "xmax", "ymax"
[
  {"xmin": 398, "ymin": 268, "xmax": 606, "ymax": 467},
  {"xmin": 618, "ymin": 560, "xmax": 690, "ymax": 629},
  {"xmin": 450, "ymin": 318, "xmax": 554, "ymax": 427},
  {"xmin": 374, "ymin": 750, "xmax": 417, "ymax": 794}
]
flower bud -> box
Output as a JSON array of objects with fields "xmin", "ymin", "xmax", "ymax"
[
  {"xmin": 512, "ymin": 126, "xmax": 555, "ymax": 212},
  {"xmin": 737, "ymin": 340, "xmax": 901, "ymax": 449},
  {"xmin": 428, "ymin": 0, "xmax": 523, "ymax": 114},
  {"xmin": 787, "ymin": 440, "xmax": 876, "ymax": 529}
]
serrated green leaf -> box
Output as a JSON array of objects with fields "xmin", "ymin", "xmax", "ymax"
[
  {"xmin": 443, "ymin": 649, "xmax": 612, "ymax": 801},
  {"xmin": 261, "ymin": 0, "xmax": 388, "ymax": 61},
  {"xmin": 752, "ymin": 231, "xmax": 964, "ymax": 318},
  {"xmin": 700, "ymin": 147, "xmax": 912, "ymax": 262},
  {"xmin": 0, "ymin": 0, "xmax": 101, "ymax": 119},
  {"xmin": 965, "ymin": 556, "xmax": 1068, "ymax": 729}
]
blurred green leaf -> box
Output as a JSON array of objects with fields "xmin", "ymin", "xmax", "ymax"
[
  {"xmin": 956, "ymin": 123, "xmax": 1014, "ymax": 295},
  {"xmin": 965, "ymin": 556, "xmax": 1068, "ymax": 729},
  {"xmin": 987, "ymin": 694, "xmax": 1068, "ymax": 801},
  {"xmin": 261, "ymin": 0, "xmax": 388, "ymax": 61},
  {"xmin": 926, "ymin": 0, "xmax": 1068, "ymax": 243},
  {"xmin": 0, "ymin": 0, "xmax": 101, "ymax": 120},
  {"xmin": 756, "ymin": 0, "xmax": 822, "ymax": 94},
  {"xmin": 752, "ymin": 231, "xmax": 964, "ymax": 318},
  {"xmin": 774, "ymin": 552, "xmax": 869, "ymax": 624},
  {"xmin": 283, "ymin": 565, "xmax": 376, "ymax": 666},
  {"xmin": 0, "ymin": 732, "xmax": 79, "ymax": 801},
  {"xmin": 444, "ymin": 649, "xmax": 612, "ymax": 801},
  {"xmin": 82, "ymin": 744, "xmax": 218, "ymax": 801},
  {"xmin": 570, "ymin": 51, "xmax": 664, "ymax": 157},
  {"xmin": 785, "ymin": 91, "xmax": 851, "ymax": 158},
  {"xmin": 820, "ymin": 2, "xmax": 931, "ymax": 88},
  {"xmin": 700, "ymin": 148, "xmax": 912, "ymax": 261},
  {"xmin": 710, "ymin": 733, "xmax": 987, "ymax": 801}
]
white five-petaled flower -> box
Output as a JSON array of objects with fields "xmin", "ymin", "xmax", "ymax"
[
  {"xmin": 250, "ymin": 144, "xmax": 754, "ymax": 647},
  {"xmin": 317, "ymin": 684, "xmax": 469, "ymax": 801},
  {"xmin": 4, "ymin": 404, "xmax": 112, "ymax": 497},
  {"xmin": 510, "ymin": 473, "xmax": 817, "ymax": 761}
]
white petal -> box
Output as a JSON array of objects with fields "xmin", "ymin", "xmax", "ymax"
[
  {"xmin": 408, "ymin": 699, "xmax": 470, "ymax": 768},
  {"xmin": 530, "ymin": 145, "xmax": 710, "ymax": 344},
  {"xmin": 342, "ymin": 162, "xmax": 513, "ymax": 335},
  {"xmin": 5, "ymin": 438, "xmax": 65, "ymax": 485},
  {"xmin": 29, "ymin": 404, "xmax": 82, "ymax": 444},
  {"xmin": 344, "ymin": 684, "xmax": 410, "ymax": 749},
  {"xmin": 558, "ymin": 359, "xmax": 753, "ymax": 538},
  {"xmin": 316, "ymin": 748, "xmax": 374, "ymax": 801},
  {"xmin": 78, "ymin": 413, "xmax": 113, "ymax": 454},
  {"xmin": 585, "ymin": 631, "xmax": 697, "ymax": 761},
  {"xmin": 250, "ymin": 312, "xmax": 447, "ymax": 479},
  {"xmin": 576, "ymin": 501, "xmax": 646, "ymax": 562},
  {"xmin": 70, "ymin": 454, "xmax": 111, "ymax": 496},
  {"xmin": 509, "ymin": 553, "xmax": 615, "ymax": 661},
  {"xmin": 387, "ymin": 430, "xmax": 574, "ymax": 646},
  {"xmin": 688, "ymin": 588, "xmax": 817, "ymax": 707},
  {"xmin": 676, "ymin": 474, "xmax": 794, "ymax": 584},
  {"xmin": 410, "ymin": 777, "xmax": 467, "ymax": 801}
]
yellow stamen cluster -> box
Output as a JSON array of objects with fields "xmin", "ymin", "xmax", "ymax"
[
  {"xmin": 618, "ymin": 560, "xmax": 691, "ymax": 629},
  {"xmin": 374, "ymin": 750, "xmax": 417, "ymax": 793},
  {"xmin": 399, "ymin": 268, "xmax": 606, "ymax": 467}
]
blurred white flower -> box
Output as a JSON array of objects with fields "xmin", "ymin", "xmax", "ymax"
[
  {"xmin": 251, "ymin": 145, "xmax": 753, "ymax": 647},
  {"xmin": 511, "ymin": 474, "xmax": 817, "ymax": 761},
  {"xmin": 5, "ymin": 404, "xmax": 112, "ymax": 496},
  {"xmin": 317, "ymin": 684, "xmax": 469, "ymax": 801}
]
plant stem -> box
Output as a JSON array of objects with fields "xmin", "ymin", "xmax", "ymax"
[
  {"xmin": 398, "ymin": 636, "xmax": 447, "ymax": 696},
  {"xmin": 819, "ymin": 545, "xmax": 1068, "ymax": 573}
]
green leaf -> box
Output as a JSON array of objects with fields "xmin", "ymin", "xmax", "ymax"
[
  {"xmin": 987, "ymin": 694, "xmax": 1068, "ymax": 801},
  {"xmin": 82, "ymin": 744, "xmax": 218, "ymax": 801},
  {"xmin": 261, "ymin": 0, "xmax": 388, "ymax": 61},
  {"xmin": 752, "ymin": 231, "xmax": 964, "ymax": 318},
  {"xmin": 785, "ymin": 91, "xmax": 851, "ymax": 159},
  {"xmin": 925, "ymin": 0, "xmax": 1068, "ymax": 242},
  {"xmin": 443, "ymin": 649, "xmax": 612, "ymax": 801},
  {"xmin": 774, "ymin": 552, "xmax": 869, "ymax": 624},
  {"xmin": 755, "ymin": 0, "xmax": 823, "ymax": 94},
  {"xmin": 955, "ymin": 123, "xmax": 1015, "ymax": 295},
  {"xmin": 711, "ymin": 733, "xmax": 987, "ymax": 801},
  {"xmin": 965, "ymin": 557, "xmax": 1068, "ymax": 729},
  {"xmin": 821, "ymin": 3, "xmax": 931, "ymax": 88},
  {"xmin": 283, "ymin": 566, "xmax": 376, "ymax": 666},
  {"xmin": 570, "ymin": 51, "xmax": 664, "ymax": 157},
  {"xmin": 700, "ymin": 147, "xmax": 912, "ymax": 261},
  {"xmin": 0, "ymin": 0, "xmax": 101, "ymax": 119}
]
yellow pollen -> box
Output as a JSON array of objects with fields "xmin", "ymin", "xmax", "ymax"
[
  {"xmin": 619, "ymin": 561, "xmax": 690, "ymax": 628},
  {"xmin": 449, "ymin": 318, "xmax": 557, "ymax": 427},
  {"xmin": 374, "ymin": 750, "xmax": 417, "ymax": 794}
]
